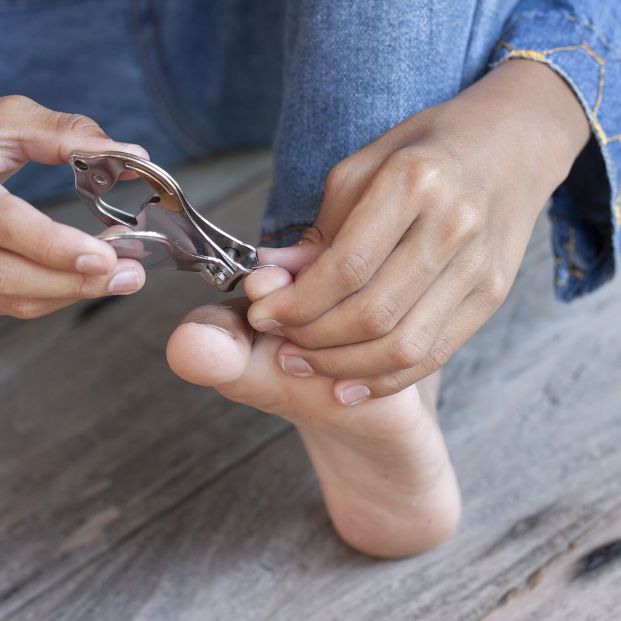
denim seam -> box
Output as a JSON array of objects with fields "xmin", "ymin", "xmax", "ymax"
[
  {"xmin": 496, "ymin": 41, "xmax": 618, "ymax": 147},
  {"xmin": 260, "ymin": 222, "xmax": 312, "ymax": 244},
  {"xmin": 614, "ymin": 190, "xmax": 621, "ymax": 228},
  {"xmin": 502, "ymin": 11, "xmax": 621, "ymax": 59},
  {"xmin": 146, "ymin": 0, "xmax": 217, "ymax": 151},
  {"xmin": 492, "ymin": 35, "xmax": 621, "ymax": 294},
  {"xmin": 494, "ymin": 42, "xmax": 619, "ymax": 237},
  {"xmin": 129, "ymin": 0, "xmax": 205, "ymax": 157},
  {"xmin": 494, "ymin": 42, "xmax": 619, "ymax": 239}
]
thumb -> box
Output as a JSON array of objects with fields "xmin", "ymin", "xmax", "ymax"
[{"xmin": 0, "ymin": 95, "xmax": 148, "ymax": 173}]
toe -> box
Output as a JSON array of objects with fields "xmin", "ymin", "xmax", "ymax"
[{"xmin": 166, "ymin": 299, "xmax": 253, "ymax": 386}]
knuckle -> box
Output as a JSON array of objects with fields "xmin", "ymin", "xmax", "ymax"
[
  {"xmin": 0, "ymin": 203, "xmax": 11, "ymax": 244},
  {"xmin": 72, "ymin": 273, "xmax": 98, "ymax": 299},
  {"xmin": 463, "ymin": 245, "xmax": 489, "ymax": 276},
  {"xmin": 313, "ymin": 352, "xmax": 341, "ymax": 378},
  {"xmin": 285, "ymin": 326, "xmax": 323, "ymax": 350},
  {"xmin": 384, "ymin": 148, "xmax": 442, "ymax": 192},
  {"xmin": 335, "ymin": 249, "xmax": 372, "ymax": 292},
  {"xmin": 57, "ymin": 112, "xmax": 102, "ymax": 136},
  {"xmin": 37, "ymin": 226, "xmax": 62, "ymax": 265},
  {"xmin": 0, "ymin": 262, "xmax": 15, "ymax": 296},
  {"xmin": 411, "ymin": 247, "xmax": 439, "ymax": 280},
  {"xmin": 481, "ymin": 269, "xmax": 510, "ymax": 308},
  {"xmin": 376, "ymin": 372, "xmax": 410, "ymax": 396},
  {"xmin": 5, "ymin": 297, "xmax": 38, "ymax": 320},
  {"xmin": 0, "ymin": 94, "xmax": 33, "ymax": 115},
  {"xmin": 388, "ymin": 330, "xmax": 430, "ymax": 370},
  {"xmin": 443, "ymin": 200, "xmax": 483, "ymax": 245},
  {"xmin": 427, "ymin": 337, "xmax": 453, "ymax": 369},
  {"xmin": 359, "ymin": 297, "xmax": 401, "ymax": 338},
  {"xmin": 290, "ymin": 291, "xmax": 320, "ymax": 325},
  {"xmin": 324, "ymin": 159, "xmax": 355, "ymax": 195},
  {"xmin": 0, "ymin": 192, "xmax": 19, "ymax": 241}
]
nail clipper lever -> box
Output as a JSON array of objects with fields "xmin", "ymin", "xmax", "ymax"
[{"xmin": 69, "ymin": 151, "xmax": 258, "ymax": 292}]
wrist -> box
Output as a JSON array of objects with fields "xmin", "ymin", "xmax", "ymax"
[
  {"xmin": 439, "ymin": 59, "xmax": 591, "ymax": 206},
  {"xmin": 500, "ymin": 59, "xmax": 590, "ymax": 176}
]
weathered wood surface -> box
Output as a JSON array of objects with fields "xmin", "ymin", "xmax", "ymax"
[{"xmin": 1, "ymin": 151, "xmax": 620, "ymax": 620}]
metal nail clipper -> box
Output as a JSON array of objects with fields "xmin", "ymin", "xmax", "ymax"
[{"xmin": 69, "ymin": 151, "xmax": 259, "ymax": 292}]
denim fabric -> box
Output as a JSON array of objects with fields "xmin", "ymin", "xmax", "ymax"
[
  {"xmin": 489, "ymin": 1, "xmax": 621, "ymax": 301},
  {"xmin": 0, "ymin": 0, "xmax": 284, "ymax": 201},
  {"xmin": 1, "ymin": 0, "xmax": 619, "ymax": 302}
]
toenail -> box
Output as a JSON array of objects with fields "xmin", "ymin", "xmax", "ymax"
[
  {"xmin": 340, "ymin": 385, "xmax": 371, "ymax": 406},
  {"xmin": 253, "ymin": 318, "xmax": 282, "ymax": 332},
  {"xmin": 202, "ymin": 323, "xmax": 235, "ymax": 339},
  {"xmin": 280, "ymin": 355, "xmax": 314, "ymax": 377}
]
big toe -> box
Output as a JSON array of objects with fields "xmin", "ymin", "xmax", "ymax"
[{"xmin": 166, "ymin": 300, "xmax": 253, "ymax": 386}]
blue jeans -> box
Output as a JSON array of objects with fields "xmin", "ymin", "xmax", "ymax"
[{"xmin": 1, "ymin": 0, "xmax": 619, "ymax": 302}]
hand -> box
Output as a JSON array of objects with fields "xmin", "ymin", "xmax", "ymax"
[
  {"xmin": 0, "ymin": 95, "xmax": 148, "ymax": 319},
  {"xmin": 247, "ymin": 60, "xmax": 591, "ymax": 402}
]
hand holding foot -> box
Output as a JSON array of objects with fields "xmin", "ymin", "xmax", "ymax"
[{"xmin": 166, "ymin": 263, "xmax": 461, "ymax": 558}]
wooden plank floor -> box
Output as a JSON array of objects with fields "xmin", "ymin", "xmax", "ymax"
[{"xmin": 1, "ymin": 152, "xmax": 620, "ymax": 620}]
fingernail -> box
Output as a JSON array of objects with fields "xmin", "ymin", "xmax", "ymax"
[
  {"xmin": 120, "ymin": 143, "xmax": 149, "ymax": 159},
  {"xmin": 108, "ymin": 269, "xmax": 141, "ymax": 294},
  {"xmin": 340, "ymin": 385, "xmax": 371, "ymax": 406},
  {"xmin": 75, "ymin": 254, "xmax": 109, "ymax": 275},
  {"xmin": 253, "ymin": 318, "xmax": 282, "ymax": 332},
  {"xmin": 280, "ymin": 355, "xmax": 314, "ymax": 377}
]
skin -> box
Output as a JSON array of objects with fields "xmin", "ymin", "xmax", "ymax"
[
  {"xmin": 4, "ymin": 60, "xmax": 591, "ymax": 557},
  {"xmin": 167, "ymin": 296, "xmax": 462, "ymax": 558},
  {"xmin": 167, "ymin": 59, "xmax": 592, "ymax": 557},
  {"xmin": 247, "ymin": 60, "xmax": 591, "ymax": 404},
  {"xmin": 0, "ymin": 95, "xmax": 146, "ymax": 320}
]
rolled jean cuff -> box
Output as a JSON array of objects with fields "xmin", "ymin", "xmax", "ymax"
[{"xmin": 490, "ymin": 9, "xmax": 621, "ymax": 302}]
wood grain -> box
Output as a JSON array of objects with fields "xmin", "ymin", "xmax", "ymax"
[
  {"xmin": 1, "ymin": 152, "xmax": 620, "ymax": 620},
  {"xmin": 0, "ymin": 153, "xmax": 287, "ymax": 619}
]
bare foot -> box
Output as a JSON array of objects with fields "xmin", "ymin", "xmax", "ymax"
[{"xmin": 166, "ymin": 268, "xmax": 461, "ymax": 558}]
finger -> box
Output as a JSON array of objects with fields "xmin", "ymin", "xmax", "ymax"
[
  {"xmin": 248, "ymin": 149, "xmax": 432, "ymax": 331},
  {"xmin": 166, "ymin": 299, "xmax": 254, "ymax": 386},
  {"xmin": 0, "ymin": 295, "xmax": 77, "ymax": 319},
  {"xmin": 0, "ymin": 95, "xmax": 148, "ymax": 175},
  {"xmin": 0, "ymin": 189, "xmax": 118, "ymax": 274},
  {"xmin": 337, "ymin": 291, "xmax": 493, "ymax": 401},
  {"xmin": 281, "ymin": 201, "xmax": 468, "ymax": 349},
  {"xmin": 244, "ymin": 265, "xmax": 293, "ymax": 303},
  {"xmin": 0, "ymin": 251, "xmax": 145, "ymax": 299},
  {"xmin": 257, "ymin": 242, "xmax": 322, "ymax": 277},
  {"xmin": 277, "ymin": 258, "xmax": 473, "ymax": 379}
]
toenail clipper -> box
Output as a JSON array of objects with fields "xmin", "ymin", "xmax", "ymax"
[{"xmin": 69, "ymin": 151, "xmax": 259, "ymax": 292}]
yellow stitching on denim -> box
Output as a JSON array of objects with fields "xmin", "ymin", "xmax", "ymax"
[
  {"xmin": 591, "ymin": 118, "xmax": 608, "ymax": 144},
  {"xmin": 498, "ymin": 40, "xmax": 620, "ymax": 146},
  {"xmin": 592, "ymin": 63, "xmax": 605, "ymax": 118},
  {"xmin": 562, "ymin": 227, "xmax": 586, "ymax": 279}
]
